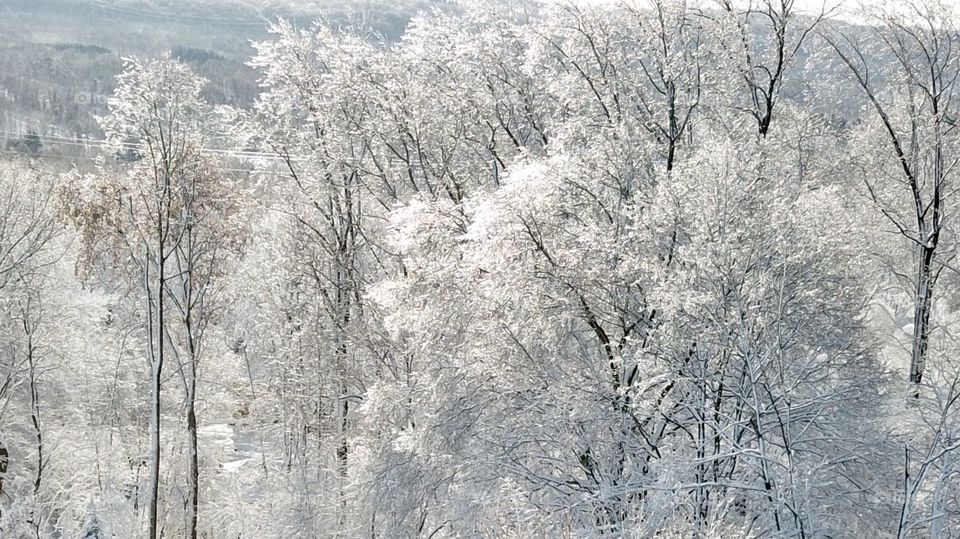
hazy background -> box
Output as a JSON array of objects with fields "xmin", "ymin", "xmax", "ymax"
[{"xmin": 0, "ymin": 0, "xmax": 459, "ymax": 152}]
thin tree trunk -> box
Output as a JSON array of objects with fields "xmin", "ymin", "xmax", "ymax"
[
  {"xmin": 909, "ymin": 246, "xmax": 935, "ymax": 392},
  {"xmin": 148, "ymin": 343, "xmax": 161, "ymax": 539},
  {"xmin": 186, "ymin": 380, "xmax": 198, "ymax": 539},
  {"xmin": 148, "ymin": 234, "xmax": 165, "ymax": 539},
  {"xmin": 186, "ymin": 312, "xmax": 199, "ymax": 539},
  {"xmin": 27, "ymin": 329, "xmax": 43, "ymax": 539},
  {"xmin": 28, "ymin": 334, "xmax": 42, "ymax": 496}
]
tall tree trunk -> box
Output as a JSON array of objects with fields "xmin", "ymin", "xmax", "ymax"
[
  {"xmin": 148, "ymin": 236, "xmax": 165, "ymax": 539},
  {"xmin": 910, "ymin": 245, "xmax": 935, "ymax": 392},
  {"xmin": 27, "ymin": 328, "xmax": 43, "ymax": 539},
  {"xmin": 180, "ymin": 178, "xmax": 202, "ymax": 539},
  {"xmin": 186, "ymin": 378, "xmax": 198, "ymax": 539},
  {"xmin": 148, "ymin": 341, "xmax": 161, "ymax": 539},
  {"xmin": 27, "ymin": 333, "xmax": 42, "ymax": 497},
  {"xmin": 186, "ymin": 312, "xmax": 199, "ymax": 539}
]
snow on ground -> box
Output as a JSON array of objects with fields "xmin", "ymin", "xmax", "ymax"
[{"xmin": 198, "ymin": 423, "xmax": 258, "ymax": 473}]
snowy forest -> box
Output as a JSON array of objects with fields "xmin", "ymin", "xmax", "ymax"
[{"xmin": 1, "ymin": 0, "xmax": 960, "ymax": 537}]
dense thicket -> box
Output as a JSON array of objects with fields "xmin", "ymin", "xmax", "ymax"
[{"xmin": 0, "ymin": 1, "xmax": 958, "ymax": 538}]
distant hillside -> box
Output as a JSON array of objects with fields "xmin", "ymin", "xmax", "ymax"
[
  {"xmin": 0, "ymin": 0, "xmax": 457, "ymax": 50},
  {"xmin": 0, "ymin": 0, "xmax": 463, "ymax": 146},
  {"xmin": 0, "ymin": 0, "xmax": 882, "ymax": 154}
]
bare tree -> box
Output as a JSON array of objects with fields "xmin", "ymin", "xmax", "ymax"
[
  {"xmin": 711, "ymin": 0, "xmax": 833, "ymax": 137},
  {"xmin": 66, "ymin": 57, "xmax": 218, "ymax": 538},
  {"xmin": 896, "ymin": 363, "xmax": 960, "ymax": 537},
  {"xmin": 825, "ymin": 0, "xmax": 960, "ymax": 392},
  {"xmin": 0, "ymin": 162, "xmax": 57, "ymax": 525}
]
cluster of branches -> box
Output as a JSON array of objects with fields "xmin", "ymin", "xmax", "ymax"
[{"xmin": 0, "ymin": 1, "xmax": 959, "ymax": 538}]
